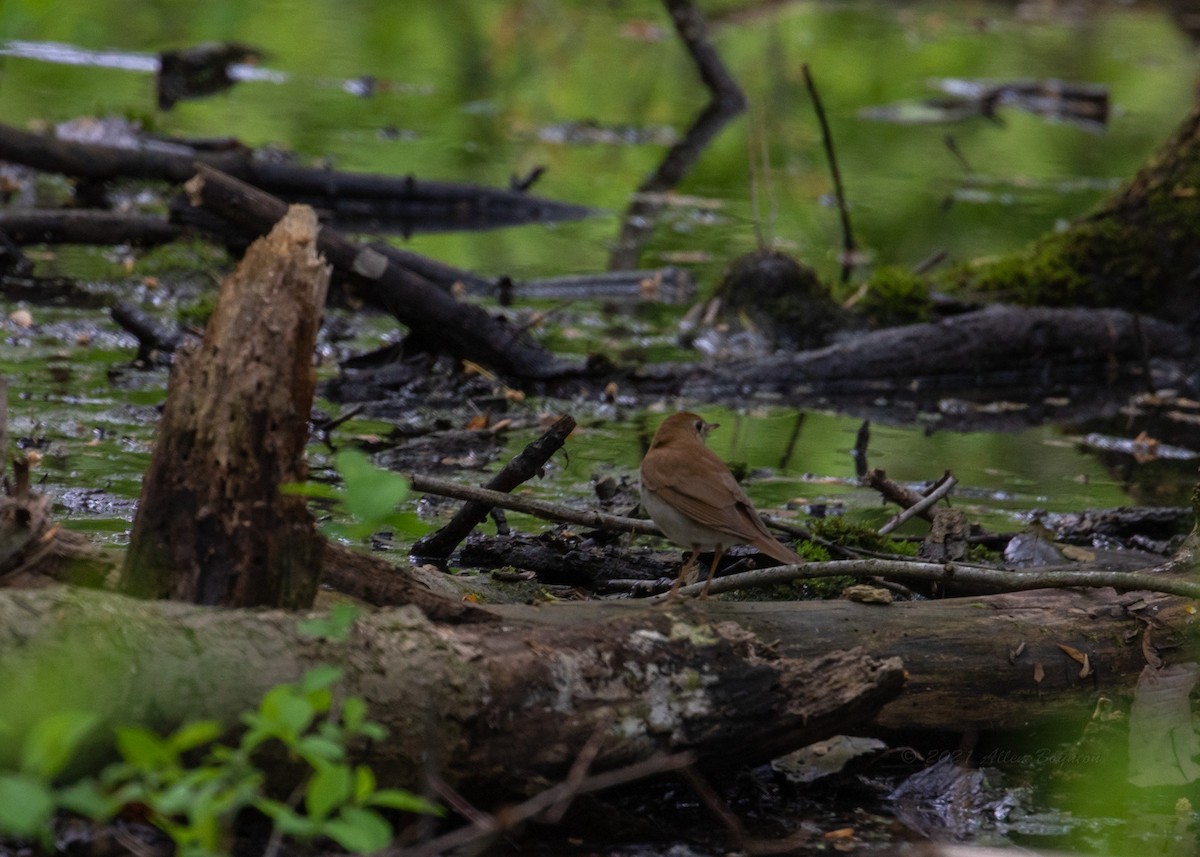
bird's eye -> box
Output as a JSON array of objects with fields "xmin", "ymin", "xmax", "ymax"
[{"xmin": 694, "ymin": 419, "xmax": 704, "ymax": 433}]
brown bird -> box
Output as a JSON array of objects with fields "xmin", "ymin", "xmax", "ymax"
[{"xmin": 639, "ymin": 412, "xmax": 804, "ymax": 598}]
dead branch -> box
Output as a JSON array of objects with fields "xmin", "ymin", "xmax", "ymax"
[
  {"xmin": 609, "ymin": 0, "xmax": 746, "ymax": 268},
  {"xmin": 407, "ymin": 471, "xmax": 659, "ymax": 536},
  {"xmin": 186, "ymin": 165, "xmax": 581, "ymax": 382},
  {"xmin": 664, "ymin": 557, "xmax": 1200, "ymax": 602},
  {"xmin": 0, "ymin": 120, "xmax": 592, "ymax": 232},
  {"xmin": 413, "ymin": 415, "xmax": 577, "ymax": 560}
]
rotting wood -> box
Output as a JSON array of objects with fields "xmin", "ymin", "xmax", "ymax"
[
  {"xmin": 0, "ymin": 586, "xmax": 904, "ymax": 798},
  {"xmin": 120, "ymin": 206, "xmax": 330, "ymax": 608},
  {"xmin": 186, "ymin": 165, "xmax": 582, "ymax": 382},
  {"xmin": 493, "ymin": 563, "xmax": 1200, "ymax": 734}
]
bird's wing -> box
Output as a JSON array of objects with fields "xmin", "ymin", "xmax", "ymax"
[{"xmin": 641, "ymin": 445, "xmax": 804, "ymax": 565}]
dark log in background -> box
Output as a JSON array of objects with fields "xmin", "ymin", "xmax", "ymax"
[
  {"xmin": 120, "ymin": 206, "xmax": 329, "ymax": 608},
  {"xmin": 187, "ymin": 165, "xmax": 580, "ymax": 382}
]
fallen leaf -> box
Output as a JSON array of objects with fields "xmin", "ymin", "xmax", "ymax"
[
  {"xmin": 1079, "ymin": 653, "xmax": 1092, "ymax": 678},
  {"xmin": 461, "ymin": 360, "xmax": 495, "ymax": 379},
  {"xmin": 1058, "ymin": 643, "xmax": 1088, "ymax": 666},
  {"xmin": 466, "ymin": 413, "xmax": 491, "ymax": 431},
  {"xmin": 1060, "ymin": 544, "xmax": 1095, "ymax": 562},
  {"xmin": 1033, "ymin": 662, "xmax": 1045, "ymax": 683},
  {"xmin": 822, "ymin": 828, "xmax": 855, "ymax": 841}
]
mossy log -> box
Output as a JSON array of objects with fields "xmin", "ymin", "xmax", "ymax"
[
  {"xmin": 0, "ymin": 587, "xmax": 903, "ymax": 798},
  {"xmin": 939, "ymin": 94, "xmax": 1200, "ymax": 325}
]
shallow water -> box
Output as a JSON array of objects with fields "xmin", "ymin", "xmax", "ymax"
[{"xmin": 1, "ymin": 2, "xmax": 1199, "ymax": 853}]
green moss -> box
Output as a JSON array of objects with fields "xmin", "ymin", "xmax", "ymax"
[
  {"xmin": 178, "ymin": 291, "xmax": 218, "ymax": 328},
  {"xmin": 810, "ymin": 517, "xmax": 906, "ymax": 554},
  {"xmin": 856, "ymin": 266, "xmax": 933, "ymax": 325},
  {"xmin": 938, "ymin": 146, "xmax": 1200, "ymax": 313}
]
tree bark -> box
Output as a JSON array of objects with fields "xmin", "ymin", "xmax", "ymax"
[
  {"xmin": 493, "ymin": 566, "xmax": 1200, "ymax": 734},
  {"xmin": 120, "ymin": 206, "xmax": 329, "ymax": 607},
  {"xmin": 0, "ymin": 587, "xmax": 903, "ymax": 798}
]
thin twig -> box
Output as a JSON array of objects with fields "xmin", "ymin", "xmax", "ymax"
[
  {"xmin": 406, "ymin": 471, "xmax": 660, "ymax": 536},
  {"xmin": 678, "ymin": 765, "xmax": 748, "ymax": 848},
  {"xmin": 543, "ymin": 715, "xmax": 615, "ymax": 823},
  {"xmin": 387, "ymin": 752, "xmax": 696, "ymax": 857},
  {"xmin": 658, "ymin": 558, "xmax": 1200, "ymax": 601},
  {"xmin": 802, "ymin": 63, "xmax": 857, "ymax": 284},
  {"xmin": 851, "ymin": 418, "xmax": 870, "ymax": 478},
  {"xmin": 877, "ymin": 475, "xmax": 957, "ymax": 535}
]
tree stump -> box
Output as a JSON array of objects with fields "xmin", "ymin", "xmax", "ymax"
[{"xmin": 120, "ymin": 205, "xmax": 330, "ymax": 608}]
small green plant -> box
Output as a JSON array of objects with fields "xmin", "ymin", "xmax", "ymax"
[
  {"xmin": 0, "ymin": 710, "xmax": 104, "ymax": 844},
  {"xmin": 0, "ymin": 666, "xmax": 441, "ymax": 855},
  {"xmin": 285, "ymin": 448, "xmax": 423, "ymax": 540}
]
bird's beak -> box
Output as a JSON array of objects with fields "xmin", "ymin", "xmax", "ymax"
[{"xmin": 702, "ymin": 421, "xmax": 719, "ymax": 438}]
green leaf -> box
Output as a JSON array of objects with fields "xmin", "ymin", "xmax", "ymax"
[
  {"xmin": 20, "ymin": 710, "xmax": 100, "ymax": 779},
  {"xmin": 335, "ymin": 448, "xmax": 409, "ymax": 528},
  {"xmin": 352, "ymin": 764, "xmax": 375, "ymax": 803},
  {"xmin": 293, "ymin": 735, "xmax": 345, "ymax": 765},
  {"xmin": 305, "ymin": 763, "xmax": 351, "ymax": 821},
  {"xmin": 56, "ymin": 779, "xmax": 120, "ymax": 819},
  {"xmin": 300, "ymin": 664, "xmax": 344, "ymax": 694},
  {"xmin": 154, "ymin": 779, "xmax": 202, "ymax": 815},
  {"xmin": 166, "ymin": 720, "xmax": 224, "ymax": 754},
  {"xmin": 341, "ymin": 696, "xmax": 367, "ymax": 732},
  {"xmin": 369, "ymin": 788, "xmax": 444, "ymax": 816},
  {"xmin": 297, "ymin": 604, "xmax": 361, "ymax": 641},
  {"xmin": 259, "ymin": 687, "xmax": 314, "ymax": 739},
  {"xmin": 256, "ymin": 797, "xmax": 317, "ymax": 835},
  {"xmin": 280, "ymin": 480, "xmax": 342, "ymax": 500},
  {"xmin": 0, "ymin": 773, "xmax": 54, "ymax": 837},
  {"xmin": 115, "ymin": 725, "xmax": 174, "ymax": 770},
  {"xmin": 358, "ymin": 722, "xmax": 387, "ymax": 742},
  {"xmin": 322, "ymin": 806, "xmax": 393, "ymax": 853}
]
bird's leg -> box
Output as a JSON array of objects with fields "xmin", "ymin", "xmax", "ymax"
[
  {"xmin": 667, "ymin": 547, "xmax": 702, "ymax": 599},
  {"xmin": 699, "ymin": 546, "xmax": 725, "ymax": 599}
]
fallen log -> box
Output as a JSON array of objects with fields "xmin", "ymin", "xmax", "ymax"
[
  {"xmin": 684, "ymin": 305, "xmax": 1191, "ymax": 398},
  {"xmin": 186, "ymin": 165, "xmax": 582, "ymax": 382},
  {"xmin": 0, "ymin": 120, "xmax": 593, "ymax": 233},
  {"xmin": 494, "ymin": 560, "xmax": 1200, "ymax": 734},
  {"xmin": 0, "ymin": 586, "xmax": 904, "ymax": 798},
  {"xmin": 0, "ymin": 208, "xmax": 185, "ymax": 247}
]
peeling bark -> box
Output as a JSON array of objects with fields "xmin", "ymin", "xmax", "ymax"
[{"xmin": 120, "ymin": 206, "xmax": 329, "ymax": 607}]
